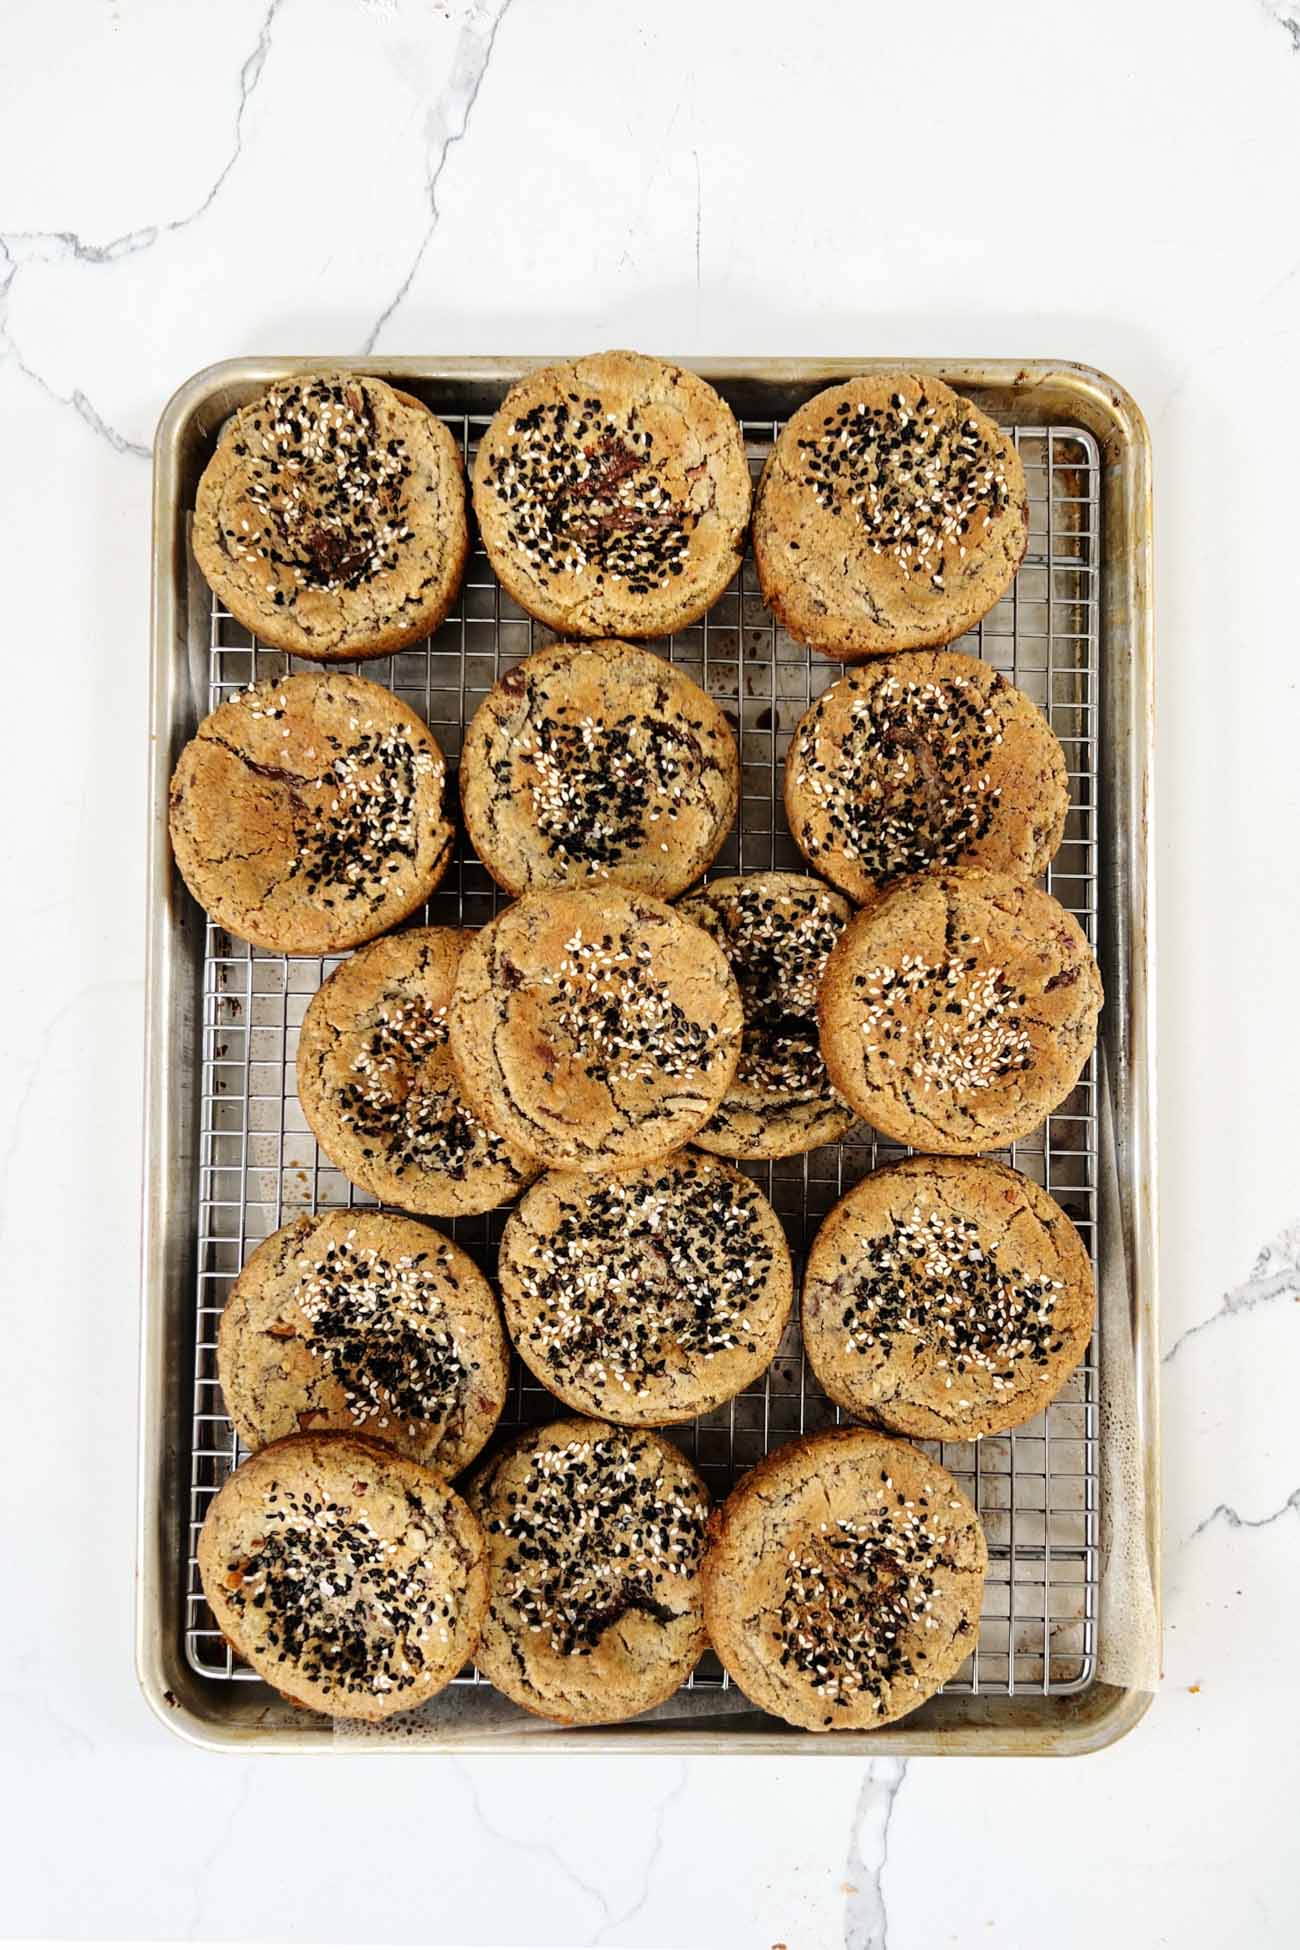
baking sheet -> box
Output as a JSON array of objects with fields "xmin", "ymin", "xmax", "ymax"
[{"xmin": 139, "ymin": 359, "xmax": 1158, "ymax": 1754}]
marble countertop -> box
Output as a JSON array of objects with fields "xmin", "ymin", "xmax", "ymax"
[{"xmin": 3, "ymin": 1, "xmax": 1298, "ymax": 1944}]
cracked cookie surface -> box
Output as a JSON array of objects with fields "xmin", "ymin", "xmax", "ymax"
[
  {"xmin": 194, "ymin": 372, "xmax": 468, "ymax": 661},
  {"xmin": 702, "ymin": 1426, "xmax": 987, "ymax": 1730},
  {"xmin": 802, "ymin": 1156, "xmax": 1095, "ymax": 1440},
  {"xmin": 471, "ymin": 351, "xmax": 751, "ymax": 638},
  {"xmin": 446, "ymin": 886, "xmax": 743, "ymax": 1171},
  {"xmin": 460, "ymin": 638, "xmax": 738, "ymax": 897},
  {"xmin": 297, "ymin": 927, "xmax": 538, "ymax": 1216},
  {"xmin": 784, "ymin": 652, "xmax": 1068, "ymax": 904},
  {"xmin": 168, "ymin": 671, "xmax": 453, "ymax": 953},
  {"xmin": 497, "ymin": 1149, "xmax": 793, "ymax": 1423},
  {"xmin": 818, "ymin": 869, "xmax": 1102, "ymax": 1152},
  {"xmin": 465, "ymin": 1418, "xmax": 709, "ymax": 1724},
  {"xmin": 197, "ymin": 1432, "xmax": 488, "ymax": 1721},
  {"xmin": 754, "ymin": 373, "xmax": 1027, "ymax": 659},
  {"xmin": 217, "ymin": 1207, "xmax": 508, "ymax": 1474}
]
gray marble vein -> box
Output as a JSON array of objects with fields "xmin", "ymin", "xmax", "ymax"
[
  {"xmin": 450, "ymin": 1759, "xmax": 612, "ymax": 1928},
  {"xmin": 0, "ymin": 0, "xmax": 284, "ymax": 455},
  {"xmin": 0, "ymin": 316, "xmax": 148, "ymax": 456},
  {"xmin": 844, "ymin": 1760, "xmax": 907, "ymax": 1950},
  {"xmin": 589, "ymin": 1763, "xmax": 688, "ymax": 1945},
  {"xmin": 2, "ymin": 0, "xmax": 283, "ymax": 271},
  {"xmin": 1262, "ymin": 1, "xmax": 1300, "ymax": 51},
  {"xmin": 361, "ymin": 0, "xmax": 518, "ymax": 354},
  {"xmin": 1188, "ymin": 1486, "xmax": 1300, "ymax": 1543},
  {"xmin": 1163, "ymin": 1223, "xmax": 1300, "ymax": 1363}
]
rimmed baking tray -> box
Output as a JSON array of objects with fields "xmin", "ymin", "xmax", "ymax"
[{"xmin": 138, "ymin": 357, "xmax": 1157, "ymax": 1754}]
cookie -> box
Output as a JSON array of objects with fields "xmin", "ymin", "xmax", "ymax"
[
  {"xmin": 296, "ymin": 928, "xmax": 538, "ymax": 1217},
  {"xmin": 193, "ymin": 372, "xmax": 468, "ymax": 661},
  {"xmin": 801, "ymin": 1157, "xmax": 1095, "ymax": 1440},
  {"xmin": 753, "ymin": 373, "xmax": 1028, "ymax": 659},
  {"xmin": 784, "ymin": 653, "xmax": 1068, "ymax": 905},
  {"xmin": 459, "ymin": 639, "xmax": 738, "ymax": 897},
  {"xmin": 471, "ymin": 351, "xmax": 751, "ymax": 638},
  {"xmin": 196, "ymin": 1432, "xmax": 488, "ymax": 1720},
  {"xmin": 678, "ymin": 872, "xmax": 857, "ymax": 1158},
  {"xmin": 168, "ymin": 672, "xmax": 453, "ymax": 954},
  {"xmin": 818, "ymin": 869, "xmax": 1102, "ymax": 1153},
  {"xmin": 465, "ymin": 1419, "xmax": 709, "ymax": 1724},
  {"xmin": 446, "ymin": 887, "xmax": 744, "ymax": 1172},
  {"xmin": 217, "ymin": 1209, "xmax": 509, "ymax": 1474},
  {"xmin": 497, "ymin": 1150, "xmax": 793, "ymax": 1423},
  {"xmin": 702, "ymin": 1427, "xmax": 987, "ymax": 1732}
]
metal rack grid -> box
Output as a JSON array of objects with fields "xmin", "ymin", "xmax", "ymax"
[{"xmin": 184, "ymin": 415, "xmax": 1102, "ymax": 1705}]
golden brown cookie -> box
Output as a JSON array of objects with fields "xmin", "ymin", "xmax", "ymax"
[
  {"xmin": 471, "ymin": 351, "xmax": 751, "ymax": 638},
  {"xmin": 753, "ymin": 374, "xmax": 1028, "ymax": 659},
  {"xmin": 193, "ymin": 372, "xmax": 468, "ymax": 660},
  {"xmin": 459, "ymin": 639, "xmax": 738, "ymax": 897},
  {"xmin": 678, "ymin": 872, "xmax": 857, "ymax": 1158},
  {"xmin": 296, "ymin": 928, "xmax": 538, "ymax": 1217},
  {"xmin": 196, "ymin": 1432, "xmax": 488, "ymax": 1720},
  {"xmin": 446, "ymin": 887, "xmax": 743, "ymax": 1172},
  {"xmin": 818, "ymin": 870, "xmax": 1102, "ymax": 1153},
  {"xmin": 465, "ymin": 1419, "xmax": 709, "ymax": 1724},
  {"xmin": 801, "ymin": 1157, "xmax": 1095, "ymax": 1440},
  {"xmin": 168, "ymin": 672, "xmax": 452, "ymax": 954},
  {"xmin": 217, "ymin": 1209, "xmax": 509, "ymax": 1473},
  {"xmin": 702, "ymin": 1427, "xmax": 987, "ymax": 1731},
  {"xmin": 784, "ymin": 653, "xmax": 1068, "ymax": 904},
  {"xmin": 496, "ymin": 1150, "xmax": 793, "ymax": 1423}
]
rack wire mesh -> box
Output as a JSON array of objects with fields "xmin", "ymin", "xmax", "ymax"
[{"xmin": 185, "ymin": 413, "xmax": 1102, "ymax": 1705}]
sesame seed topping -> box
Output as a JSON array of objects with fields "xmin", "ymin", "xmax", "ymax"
[
  {"xmin": 484, "ymin": 397, "xmax": 694, "ymax": 591},
  {"xmin": 514, "ymin": 709, "xmax": 701, "ymax": 871},
  {"xmin": 488, "ymin": 1434, "xmax": 706, "ymax": 1656},
  {"xmin": 857, "ymin": 955, "xmax": 1031, "ymax": 1094},
  {"xmin": 339, "ymin": 993, "xmax": 519, "ymax": 1182},
  {"xmin": 511, "ymin": 1162, "xmax": 774, "ymax": 1397},
  {"xmin": 793, "ymin": 671, "xmax": 1005, "ymax": 884},
  {"xmin": 778, "ymin": 1506, "xmax": 950, "ymax": 1709},
  {"xmin": 689, "ymin": 882, "xmax": 850, "ymax": 1104},
  {"xmin": 221, "ymin": 1480, "xmax": 457, "ymax": 1698},
  {"xmin": 836, "ymin": 1206, "xmax": 1067, "ymax": 1386},
  {"xmin": 226, "ymin": 377, "xmax": 416, "ymax": 596},
  {"xmin": 798, "ymin": 387, "xmax": 1010, "ymax": 583},
  {"xmin": 291, "ymin": 1234, "xmax": 469, "ymax": 1429},
  {"xmin": 286, "ymin": 723, "xmax": 439, "ymax": 905},
  {"xmin": 540, "ymin": 927, "xmax": 725, "ymax": 1086}
]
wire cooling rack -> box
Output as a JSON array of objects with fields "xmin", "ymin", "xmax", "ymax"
[{"xmin": 185, "ymin": 417, "xmax": 1102, "ymax": 1703}]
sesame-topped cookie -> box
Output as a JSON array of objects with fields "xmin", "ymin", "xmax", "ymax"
[
  {"xmin": 497, "ymin": 1151, "xmax": 793, "ymax": 1424},
  {"xmin": 678, "ymin": 872, "xmax": 857, "ymax": 1158},
  {"xmin": 818, "ymin": 870, "xmax": 1102, "ymax": 1153},
  {"xmin": 465, "ymin": 1419, "xmax": 710, "ymax": 1724},
  {"xmin": 703, "ymin": 1427, "xmax": 987, "ymax": 1731},
  {"xmin": 801, "ymin": 1157, "xmax": 1095, "ymax": 1441},
  {"xmin": 459, "ymin": 639, "xmax": 738, "ymax": 897},
  {"xmin": 753, "ymin": 374, "xmax": 1028, "ymax": 659},
  {"xmin": 446, "ymin": 887, "xmax": 744, "ymax": 1172},
  {"xmin": 168, "ymin": 672, "xmax": 453, "ymax": 954},
  {"xmin": 193, "ymin": 372, "xmax": 468, "ymax": 661},
  {"xmin": 197, "ymin": 1433, "xmax": 488, "ymax": 1721},
  {"xmin": 217, "ymin": 1209, "xmax": 509, "ymax": 1473},
  {"xmin": 296, "ymin": 929, "xmax": 538, "ymax": 1217},
  {"xmin": 784, "ymin": 653, "xmax": 1068, "ymax": 905},
  {"xmin": 471, "ymin": 351, "xmax": 751, "ymax": 638}
]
